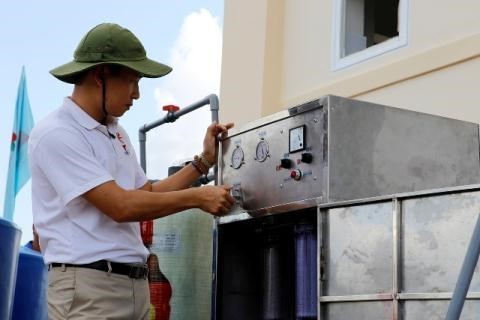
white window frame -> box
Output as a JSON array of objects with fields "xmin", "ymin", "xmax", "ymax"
[{"xmin": 332, "ymin": 0, "xmax": 409, "ymax": 71}]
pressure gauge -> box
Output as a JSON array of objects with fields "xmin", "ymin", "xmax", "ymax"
[
  {"xmin": 255, "ymin": 139, "xmax": 269, "ymax": 162},
  {"xmin": 289, "ymin": 125, "xmax": 306, "ymax": 153},
  {"xmin": 230, "ymin": 146, "xmax": 244, "ymax": 169}
]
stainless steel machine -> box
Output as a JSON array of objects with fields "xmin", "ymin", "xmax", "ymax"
[{"xmin": 212, "ymin": 95, "xmax": 480, "ymax": 319}]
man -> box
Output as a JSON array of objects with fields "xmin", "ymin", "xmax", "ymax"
[{"xmin": 28, "ymin": 23, "xmax": 234, "ymax": 320}]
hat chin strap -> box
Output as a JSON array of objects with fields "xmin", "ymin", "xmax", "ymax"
[
  {"xmin": 99, "ymin": 70, "xmax": 115, "ymax": 139},
  {"xmin": 100, "ymin": 70, "xmax": 108, "ymax": 125}
]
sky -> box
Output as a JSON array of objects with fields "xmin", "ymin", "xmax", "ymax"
[{"xmin": 0, "ymin": 1, "xmax": 224, "ymax": 244}]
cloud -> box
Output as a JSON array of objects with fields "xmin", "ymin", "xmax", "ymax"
[{"xmin": 147, "ymin": 9, "xmax": 223, "ymax": 179}]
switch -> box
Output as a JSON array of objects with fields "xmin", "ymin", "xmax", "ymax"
[
  {"xmin": 280, "ymin": 158, "xmax": 292, "ymax": 169},
  {"xmin": 290, "ymin": 169, "xmax": 302, "ymax": 181},
  {"xmin": 301, "ymin": 152, "xmax": 313, "ymax": 164}
]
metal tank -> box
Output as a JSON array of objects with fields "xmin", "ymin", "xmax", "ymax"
[{"xmin": 212, "ymin": 95, "xmax": 480, "ymax": 320}]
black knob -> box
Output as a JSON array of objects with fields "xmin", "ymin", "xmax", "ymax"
[
  {"xmin": 280, "ymin": 158, "xmax": 292, "ymax": 169},
  {"xmin": 301, "ymin": 153, "xmax": 313, "ymax": 164}
]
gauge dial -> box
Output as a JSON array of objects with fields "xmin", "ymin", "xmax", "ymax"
[
  {"xmin": 230, "ymin": 146, "xmax": 244, "ymax": 169},
  {"xmin": 289, "ymin": 125, "xmax": 306, "ymax": 153},
  {"xmin": 255, "ymin": 140, "xmax": 269, "ymax": 162}
]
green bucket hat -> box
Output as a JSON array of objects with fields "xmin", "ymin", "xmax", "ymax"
[{"xmin": 50, "ymin": 23, "xmax": 172, "ymax": 83}]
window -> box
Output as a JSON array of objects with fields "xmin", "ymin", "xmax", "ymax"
[{"xmin": 332, "ymin": 0, "xmax": 409, "ymax": 70}]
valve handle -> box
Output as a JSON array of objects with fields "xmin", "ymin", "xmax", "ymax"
[{"xmin": 162, "ymin": 105, "xmax": 180, "ymax": 112}]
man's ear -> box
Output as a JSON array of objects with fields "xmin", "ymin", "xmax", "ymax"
[{"xmin": 91, "ymin": 66, "xmax": 105, "ymax": 87}]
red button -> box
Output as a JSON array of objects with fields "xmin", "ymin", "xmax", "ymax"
[{"xmin": 290, "ymin": 169, "xmax": 302, "ymax": 181}]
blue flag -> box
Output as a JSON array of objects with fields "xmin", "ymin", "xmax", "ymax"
[{"xmin": 3, "ymin": 67, "xmax": 34, "ymax": 221}]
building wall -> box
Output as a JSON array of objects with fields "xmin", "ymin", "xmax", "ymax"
[
  {"xmin": 219, "ymin": 0, "xmax": 284, "ymax": 125},
  {"xmin": 220, "ymin": 0, "xmax": 480, "ymax": 127}
]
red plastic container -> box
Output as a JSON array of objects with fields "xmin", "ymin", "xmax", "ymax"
[
  {"xmin": 140, "ymin": 220, "xmax": 153, "ymax": 247},
  {"xmin": 148, "ymin": 253, "xmax": 172, "ymax": 320}
]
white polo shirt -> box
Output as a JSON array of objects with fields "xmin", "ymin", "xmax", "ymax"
[{"xmin": 29, "ymin": 97, "xmax": 149, "ymax": 264}]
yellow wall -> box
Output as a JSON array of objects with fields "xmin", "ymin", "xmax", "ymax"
[
  {"xmin": 219, "ymin": 0, "xmax": 284, "ymax": 125},
  {"xmin": 220, "ymin": 0, "xmax": 480, "ymax": 127}
]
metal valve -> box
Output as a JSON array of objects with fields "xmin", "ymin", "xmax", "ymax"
[
  {"xmin": 162, "ymin": 105, "xmax": 180, "ymax": 122},
  {"xmin": 162, "ymin": 105, "xmax": 180, "ymax": 112},
  {"xmin": 230, "ymin": 184, "xmax": 244, "ymax": 207}
]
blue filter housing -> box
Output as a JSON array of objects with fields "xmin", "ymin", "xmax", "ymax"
[{"xmin": 294, "ymin": 223, "xmax": 317, "ymax": 319}]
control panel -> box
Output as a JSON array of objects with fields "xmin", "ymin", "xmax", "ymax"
[
  {"xmin": 220, "ymin": 105, "xmax": 326, "ymax": 213},
  {"xmin": 219, "ymin": 94, "xmax": 480, "ymax": 218}
]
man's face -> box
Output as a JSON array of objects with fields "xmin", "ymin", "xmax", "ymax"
[{"xmin": 105, "ymin": 67, "xmax": 141, "ymax": 117}]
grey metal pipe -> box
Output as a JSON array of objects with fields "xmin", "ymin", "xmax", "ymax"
[
  {"xmin": 138, "ymin": 94, "xmax": 219, "ymax": 173},
  {"xmin": 139, "ymin": 130, "xmax": 147, "ymax": 172},
  {"xmin": 445, "ymin": 213, "xmax": 480, "ymax": 320}
]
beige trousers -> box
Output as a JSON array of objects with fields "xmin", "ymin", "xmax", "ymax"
[{"xmin": 48, "ymin": 266, "xmax": 150, "ymax": 320}]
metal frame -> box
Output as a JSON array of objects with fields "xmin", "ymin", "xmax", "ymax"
[
  {"xmin": 392, "ymin": 198, "xmax": 401, "ymax": 319},
  {"xmin": 318, "ymin": 206, "xmax": 326, "ymax": 318},
  {"xmin": 214, "ymin": 183, "xmax": 480, "ymax": 319},
  {"xmin": 317, "ymin": 183, "xmax": 480, "ymax": 320}
]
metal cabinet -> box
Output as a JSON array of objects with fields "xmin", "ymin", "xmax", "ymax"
[{"xmin": 213, "ymin": 95, "xmax": 480, "ymax": 320}]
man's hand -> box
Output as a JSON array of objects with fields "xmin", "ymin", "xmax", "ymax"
[
  {"xmin": 202, "ymin": 122, "xmax": 234, "ymax": 164},
  {"xmin": 197, "ymin": 185, "xmax": 235, "ymax": 216}
]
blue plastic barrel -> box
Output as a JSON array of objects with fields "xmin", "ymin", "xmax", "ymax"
[
  {"xmin": 0, "ymin": 218, "xmax": 22, "ymax": 320},
  {"xmin": 12, "ymin": 246, "xmax": 48, "ymax": 320}
]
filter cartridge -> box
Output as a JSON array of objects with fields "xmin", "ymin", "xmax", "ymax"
[{"xmin": 294, "ymin": 223, "xmax": 317, "ymax": 319}]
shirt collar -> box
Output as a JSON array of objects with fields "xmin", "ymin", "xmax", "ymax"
[{"xmin": 62, "ymin": 97, "xmax": 118, "ymax": 132}]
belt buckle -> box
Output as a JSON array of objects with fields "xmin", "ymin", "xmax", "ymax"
[{"xmin": 129, "ymin": 264, "xmax": 149, "ymax": 279}]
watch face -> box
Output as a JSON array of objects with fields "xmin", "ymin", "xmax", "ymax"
[{"xmin": 289, "ymin": 125, "xmax": 306, "ymax": 153}]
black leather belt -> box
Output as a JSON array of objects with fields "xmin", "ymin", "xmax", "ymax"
[{"xmin": 49, "ymin": 260, "xmax": 149, "ymax": 279}]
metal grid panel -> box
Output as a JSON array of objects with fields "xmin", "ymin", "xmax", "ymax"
[
  {"xmin": 319, "ymin": 189, "xmax": 480, "ymax": 319},
  {"xmin": 323, "ymin": 301, "xmax": 393, "ymax": 320},
  {"xmin": 402, "ymin": 301, "xmax": 480, "ymax": 320},
  {"xmin": 402, "ymin": 192, "xmax": 480, "ymax": 293},
  {"xmin": 323, "ymin": 202, "xmax": 393, "ymax": 296}
]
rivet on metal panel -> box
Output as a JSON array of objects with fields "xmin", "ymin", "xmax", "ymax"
[
  {"xmin": 313, "ymin": 118, "xmax": 318, "ymax": 123},
  {"xmin": 280, "ymin": 183, "xmax": 284, "ymax": 188},
  {"xmin": 280, "ymin": 129, "xmax": 284, "ymax": 134},
  {"xmin": 313, "ymin": 176, "xmax": 317, "ymax": 181}
]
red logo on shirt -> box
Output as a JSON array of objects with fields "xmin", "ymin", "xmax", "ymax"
[{"xmin": 116, "ymin": 132, "xmax": 129, "ymax": 155}]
